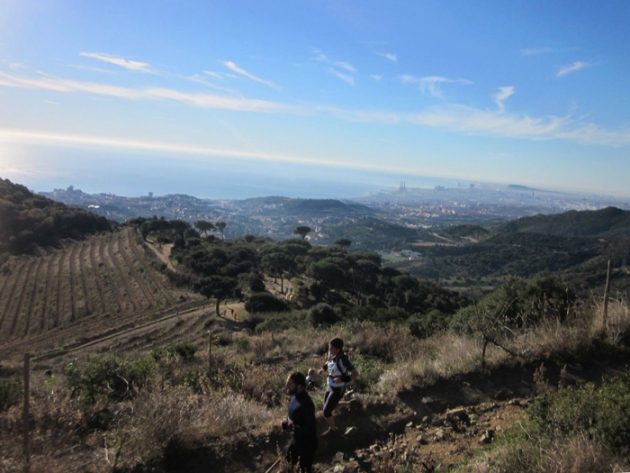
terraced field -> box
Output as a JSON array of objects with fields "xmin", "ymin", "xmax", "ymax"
[{"xmin": 0, "ymin": 228, "xmax": 204, "ymax": 358}]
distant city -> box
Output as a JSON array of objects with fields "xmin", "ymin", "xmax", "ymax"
[{"xmin": 39, "ymin": 183, "xmax": 630, "ymax": 243}]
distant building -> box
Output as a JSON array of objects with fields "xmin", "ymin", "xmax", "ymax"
[{"xmin": 148, "ymin": 192, "xmax": 153, "ymax": 199}]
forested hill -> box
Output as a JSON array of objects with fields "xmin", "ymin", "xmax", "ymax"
[
  {"xmin": 238, "ymin": 197, "xmax": 374, "ymax": 217},
  {"xmin": 498, "ymin": 206, "xmax": 630, "ymax": 238},
  {"xmin": 0, "ymin": 178, "xmax": 114, "ymax": 257}
]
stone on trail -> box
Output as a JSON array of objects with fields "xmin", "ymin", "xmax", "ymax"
[{"xmin": 344, "ymin": 426, "xmax": 358, "ymax": 437}]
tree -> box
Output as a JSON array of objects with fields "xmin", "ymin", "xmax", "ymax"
[
  {"xmin": 194, "ymin": 220, "xmax": 215, "ymax": 238},
  {"xmin": 215, "ymin": 221, "xmax": 227, "ymax": 241},
  {"xmin": 293, "ymin": 226, "xmax": 311, "ymax": 240},
  {"xmin": 262, "ymin": 252, "xmax": 296, "ymax": 293},
  {"xmin": 196, "ymin": 275, "xmax": 238, "ymax": 316},
  {"xmin": 334, "ymin": 238, "xmax": 352, "ymax": 250}
]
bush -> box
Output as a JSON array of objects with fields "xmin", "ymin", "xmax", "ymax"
[
  {"xmin": 254, "ymin": 311, "xmax": 309, "ymax": 334},
  {"xmin": 64, "ymin": 355, "xmax": 157, "ymax": 402},
  {"xmin": 245, "ymin": 293, "xmax": 289, "ymax": 313},
  {"xmin": 529, "ymin": 372, "xmax": 630, "ymax": 457},
  {"xmin": 308, "ymin": 303, "xmax": 339, "ymax": 327},
  {"xmin": 0, "ymin": 381, "xmax": 20, "ymax": 411},
  {"xmin": 167, "ymin": 343, "xmax": 197, "ymax": 360}
]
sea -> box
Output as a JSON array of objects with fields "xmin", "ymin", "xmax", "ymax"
[{"xmin": 1, "ymin": 145, "xmax": 460, "ymax": 200}]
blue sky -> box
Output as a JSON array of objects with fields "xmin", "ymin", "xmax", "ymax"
[{"xmin": 1, "ymin": 0, "xmax": 630, "ymax": 197}]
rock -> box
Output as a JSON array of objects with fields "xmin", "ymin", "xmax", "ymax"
[
  {"xmin": 415, "ymin": 435, "xmax": 428, "ymax": 445},
  {"xmin": 406, "ymin": 421, "xmax": 414, "ymax": 428},
  {"xmin": 479, "ymin": 429, "xmax": 495, "ymax": 445},
  {"xmin": 431, "ymin": 418, "xmax": 443, "ymax": 427},
  {"xmin": 333, "ymin": 464, "xmax": 345, "ymax": 473},
  {"xmin": 345, "ymin": 427, "xmax": 358, "ymax": 437},
  {"xmin": 494, "ymin": 388, "xmax": 512, "ymax": 401},
  {"xmin": 435, "ymin": 428, "xmax": 446, "ymax": 441},
  {"xmin": 369, "ymin": 444, "xmax": 380, "ymax": 452},
  {"xmin": 469, "ymin": 414, "xmax": 479, "ymax": 425},
  {"xmin": 422, "ymin": 415, "xmax": 432, "ymax": 424},
  {"xmin": 333, "ymin": 452, "xmax": 346, "ymax": 463},
  {"xmin": 422, "ymin": 396, "xmax": 437, "ymax": 404}
]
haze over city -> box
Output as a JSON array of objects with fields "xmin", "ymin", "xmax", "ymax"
[{"xmin": 1, "ymin": 1, "xmax": 630, "ymax": 198}]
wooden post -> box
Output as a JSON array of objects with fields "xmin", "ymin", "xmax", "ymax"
[
  {"xmin": 23, "ymin": 353, "xmax": 31, "ymax": 473},
  {"xmin": 603, "ymin": 260, "xmax": 612, "ymax": 329}
]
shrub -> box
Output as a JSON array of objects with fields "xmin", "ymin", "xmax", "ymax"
[
  {"xmin": 245, "ymin": 293, "xmax": 289, "ymax": 312},
  {"xmin": 529, "ymin": 372, "xmax": 630, "ymax": 457},
  {"xmin": 308, "ymin": 303, "xmax": 339, "ymax": 327},
  {"xmin": 167, "ymin": 343, "xmax": 198, "ymax": 360},
  {"xmin": 0, "ymin": 381, "xmax": 20, "ymax": 411},
  {"xmin": 64, "ymin": 355, "xmax": 157, "ymax": 402},
  {"xmin": 254, "ymin": 311, "xmax": 309, "ymax": 334}
]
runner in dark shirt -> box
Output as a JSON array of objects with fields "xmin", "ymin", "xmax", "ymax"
[{"xmin": 283, "ymin": 372, "xmax": 318, "ymax": 472}]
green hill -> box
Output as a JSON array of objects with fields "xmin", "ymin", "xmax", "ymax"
[
  {"xmin": 0, "ymin": 177, "xmax": 115, "ymax": 257},
  {"xmin": 499, "ymin": 206, "xmax": 630, "ymax": 237}
]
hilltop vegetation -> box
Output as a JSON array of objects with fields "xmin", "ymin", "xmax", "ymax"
[{"xmin": 0, "ymin": 178, "xmax": 113, "ymax": 258}]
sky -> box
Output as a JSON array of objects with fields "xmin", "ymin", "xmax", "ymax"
[{"xmin": 1, "ymin": 0, "xmax": 630, "ymax": 198}]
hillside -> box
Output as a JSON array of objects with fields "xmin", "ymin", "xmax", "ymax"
[
  {"xmin": 0, "ymin": 228, "xmax": 203, "ymax": 358},
  {"xmin": 498, "ymin": 206, "xmax": 630, "ymax": 237},
  {"xmin": 0, "ymin": 178, "xmax": 114, "ymax": 258}
]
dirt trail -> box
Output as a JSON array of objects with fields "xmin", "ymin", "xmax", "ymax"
[{"xmin": 145, "ymin": 239, "xmax": 176, "ymax": 271}]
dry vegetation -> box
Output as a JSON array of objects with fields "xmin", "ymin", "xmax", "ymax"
[{"xmin": 1, "ymin": 294, "xmax": 630, "ymax": 472}]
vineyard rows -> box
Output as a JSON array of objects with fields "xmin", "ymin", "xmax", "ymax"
[{"xmin": 0, "ymin": 228, "xmax": 200, "ymax": 356}]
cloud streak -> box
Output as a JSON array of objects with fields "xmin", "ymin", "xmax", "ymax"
[
  {"xmin": 0, "ymin": 70, "xmax": 293, "ymax": 113},
  {"xmin": 557, "ymin": 61, "xmax": 589, "ymax": 77},
  {"xmin": 0, "ymin": 128, "xmax": 416, "ymax": 175},
  {"xmin": 312, "ymin": 49, "xmax": 356, "ymax": 84},
  {"xmin": 79, "ymin": 52, "xmax": 156, "ymax": 74},
  {"xmin": 493, "ymin": 86, "xmax": 515, "ymax": 112},
  {"xmin": 223, "ymin": 61, "xmax": 279, "ymax": 89},
  {"xmin": 401, "ymin": 75, "xmax": 472, "ymax": 98},
  {"xmin": 1, "ymin": 70, "xmax": 628, "ymax": 148},
  {"xmin": 379, "ymin": 53, "xmax": 397, "ymax": 62}
]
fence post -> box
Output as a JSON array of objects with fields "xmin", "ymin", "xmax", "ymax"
[
  {"xmin": 602, "ymin": 260, "xmax": 611, "ymax": 329},
  {"xmin": 23, "ymin": 353, "xmax": 31, "ymax": 473}
]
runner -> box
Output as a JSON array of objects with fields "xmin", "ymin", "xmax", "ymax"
[
  {"xmin": 282, "ymin": 372, "xmax": 318, "ymax": 472},
  {"xmin": 318, "ymin": 337, "xmax": 359, "ymax": 436}
]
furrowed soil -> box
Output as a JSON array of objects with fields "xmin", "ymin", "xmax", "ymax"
[{"xmin": 0, "ymin": 228, "xmax": 200, "ymax": 360}]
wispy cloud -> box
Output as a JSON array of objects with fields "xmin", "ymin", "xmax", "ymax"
[
  {"xmin": 0, "ymin": 70, "xmax": 293, "ymax": 113},
  {"xmin": 557, "ymin": 61, "xmax": 589, "ymax": 77},
  {"xmin": 203, "ymin": 71, "xmax": 222, "ymax": 80},
  {"xmin": 2, "ymin": 69, "xmax": 628, "ymax": 149},
  {"xmin": 9, "ymin": 63, "xmax": 27, "ymax": 71},
  {"xmin": 188, "ymin": 74, "xmax": 243, "ymax": 97},
  {"xmin": 0, "ymin": 128, "xmax": 405, "ymax": 174},
  {"xmin": 328, "ymin": 68, "xmax": 354, "ymax": 85},
  {"xmin": 401, "ymin": 75, "xmax": 472, "ymax": 98},
  {"xmin": 70, "ymin": 64, "xmax": 116, "ymax": 74},
  {"xmin": 223, "ymin": 61, "xmax": 279, "ymax": 90},
  {"xmin": 379, "ymin": 53, "xmax": 397, "ymax": 63},
  {"xmin": 371, "ymin": 75, "xmax": 382, "ymax": 82},
  {"xmin": 312, "ymin": 49, "xmax": 356, "ymax": 84},
  {"xmin": 493, "ymin": 86, "xmax": 515, "ymax": 112},
  {"xmin": 79, "ymin": 52, "xmax": 156, "ymax": 74},
  {"xmin": 335, "ymin": 61, "xmax": 355, "ymax": 73}
]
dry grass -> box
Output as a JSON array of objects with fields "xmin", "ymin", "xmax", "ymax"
[
  {"xmin": 112, "ymin": 386, "xmax": 279, "ymax": 469},
  {"xmin": 592, "ymin": 297, "xmax": 630, "ymax": 345},
  {"xmin": 461, "ymin": 434, "xmax": 629, "ymax": 473}
]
